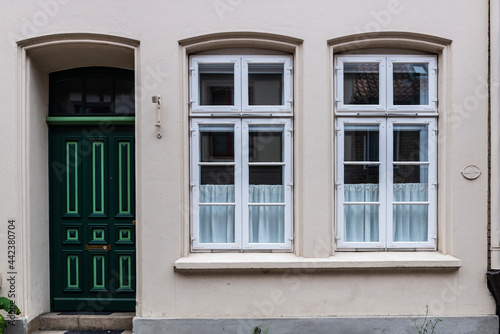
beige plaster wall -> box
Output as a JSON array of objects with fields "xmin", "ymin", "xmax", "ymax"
[{"xmin": 0, "ymin": 0, "xmax": 494, "ymax": 320}]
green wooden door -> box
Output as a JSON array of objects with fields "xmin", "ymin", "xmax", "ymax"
[{"xmin": 49, "ymin": 125, "xmax": 135, "ymax": 311}]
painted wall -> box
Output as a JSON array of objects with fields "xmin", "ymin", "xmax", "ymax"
[{"xmin": 0, "ymin": 0, "xmax": 494, "ymax": 324}]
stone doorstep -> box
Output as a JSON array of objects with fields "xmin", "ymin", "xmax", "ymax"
[
  {"xmin": 37, "ymin": 313, "xmax": 134, "ymax": 331},
  {"xmin": 31, "ymin": 331, "xmax": 133, "ymax": 334}
]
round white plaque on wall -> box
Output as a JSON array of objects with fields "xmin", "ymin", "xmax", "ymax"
[{"xmin": 461, "ymin": 165, "xmax": 481, "ymax": 180}]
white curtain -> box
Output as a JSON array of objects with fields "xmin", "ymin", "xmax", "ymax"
[
  {"xmin": 249, "ymin": 185, "xmax": 285, "ymax": 243},
  {"xmin": 344, "ymin": 184, "xmax": 379, "ymax": 242},
  {"xmin": 199, "ymin": 184, "xmax": 284, "ymax": 243},
  {"xmin": 344, "ymin": 183, "xmax": 428, "ymax": 242},
  {"xmin": 392, "ymin": 183, "xmax": 428, "ymax": 242},
  {"xmin": 199, "ymin": 185, "xmax": 235, "ymax": 243}
]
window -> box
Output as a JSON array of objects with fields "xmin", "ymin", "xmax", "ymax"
[
  {"xmin": 335, "ymin": 55, "xmax": 438, "ymax": 250},
  {"xmin": 190, "ymin": 56, "xmax": 293, "ymax": 114},
  {"xmin": 336, "ymin": 55, "xmax": 437, "ymax": 113},
  {"xmin": 190, "ymin": 55, "xmax": 293, "ymax": 251},
  {"xmin": 49, "ymin": 67, "xmax": 135, "ymax": 116}
]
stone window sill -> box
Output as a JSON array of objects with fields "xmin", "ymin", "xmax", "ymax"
[{"xmin": 173, "ymin": 252, "xmax": 461, "ymax": 271}]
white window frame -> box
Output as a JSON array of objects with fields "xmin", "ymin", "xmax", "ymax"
[
  {"xmin": 335, "ymin": 117, "xmax": 437, "ymax": 250},
  {"xmin": 335, "ymin": 56, "xmax": 387, "ymax": 112},
  {"xmin": 387, "ymin": 56, "xmax": 437, "ymax": 112},
  {"xmin": 190, "ymin": 55, "xmax": 293, "ymax": 115},
  {"xmin": 190, "ymin": 118, "xmax": 293, "ymax": 251},
  {"xmin": 241, "ymin": 56, "xmax": 293, "ymax": 113},
  {"xmin": 190, "ymin": 56, "xmax": 242, "ymax": 113},
  {"xmin": 335, "ymin": 55, "xmax": 437, "ymax": 115}
]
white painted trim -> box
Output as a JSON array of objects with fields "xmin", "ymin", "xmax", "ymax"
[{"xmin": 174, "ymin": 252, "xmax": 461, "ymax": 271}]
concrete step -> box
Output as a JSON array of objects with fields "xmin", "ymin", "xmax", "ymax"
[
  {"xmin": 31, "ymin": 331, "xmax": 132, "ymax": 334},
  {"xmin": 35, "ymin": 313, "xmax": 134, "ymax": 331}
]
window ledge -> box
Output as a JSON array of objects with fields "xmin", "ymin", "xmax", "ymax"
[{"xmin": 174, "ymin": 252, "xmax": 461, "ymax": 271}]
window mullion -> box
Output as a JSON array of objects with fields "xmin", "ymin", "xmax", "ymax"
[
  {"xmin": 384, "ymin": 119, "xmax": 393, "ymax": 249},
  {"xmin": 235, "ymin": 119, "xmax": 244, "ymax": 248}
]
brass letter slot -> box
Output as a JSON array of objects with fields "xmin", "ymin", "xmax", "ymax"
[{"xmin": 85, "ymin": 244, "xmax": 111, "ymax": 251}]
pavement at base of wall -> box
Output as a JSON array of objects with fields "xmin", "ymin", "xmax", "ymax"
[{"xmin": 31, "ymin": 331, "xmax": 132, "ymax": 334}]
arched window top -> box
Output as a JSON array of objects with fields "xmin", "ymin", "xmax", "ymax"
[{"xmin": 49, "ymin": 67, "xmax": 134, "ymax": 116}]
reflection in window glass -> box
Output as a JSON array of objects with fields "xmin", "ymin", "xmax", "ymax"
[
  {"xmin": 249, "ymin": 125, "xmax": 283, "ymax": 162},
  {"xmin": 115, "ymin": 77, "xmax": 135, "ymax": 115},
  {"xmin": 344, "ymin": 124, "xmax": 379, "ymax": 162},
  {"xmin": 344, "ymin": 63, "xmax": 379, "ymax": 105},
  {"xmin": 55, "ymin": 78, "xmax": 83, "ymax": 114},
  {"xmin": 248, "ymin": 64, "xmax": 283, "ymax": 105},
  {"xmin": 199, "ymin": 64, "xmax": 234, "ymax": 106},
  {"xmin": 199, "ymin": 125, "xmax": 234, "ymax": 162},
  {"xmin": 393, "ymin": 125, "xmax": 428, "ymax": 162},
  {"xmin": 86, "ymin": 78, "xmax": 113, "ymax": 114},
  {"xmin": 393, "ymin": 63, "xmax": 429, "ymax": 105}
]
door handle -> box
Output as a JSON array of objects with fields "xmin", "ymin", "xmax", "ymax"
[{"xmin": 85, "ymin": 244, "xmax": 111, "ymax": 251}]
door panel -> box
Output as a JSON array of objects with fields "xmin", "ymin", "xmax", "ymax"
[{"xmin": 50, "ymin": 126, "xmax": 135, "ymax": 311}]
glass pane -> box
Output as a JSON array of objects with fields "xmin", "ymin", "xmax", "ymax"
[
  {"xmin": 199, "ymin": 185, "xmax": 235, "ymax": 203},
  {"xmin": 248, "ymin": 63, "xmax": 284, "ymax": 105},
  {"xmin": 343, "ymin": 63, "xmax": 379, "ymax": 105},
  {"xmin": 114, "ymin": 77, "xmax": 135, "ymax": 115},
  {"xmin": 344, "ymin": 125, "xmax": 379, "ymax": 161},
  {"xmin": 249, "ymin": 184, "xmax": 284, "ymax": 204},
  {"xmin": 249, "ymin": 166, "xmax": 282, "ymax": 185},
  {"xmin": 200, "ymin": 166, "xmax": 234, "ymax": 185},
  {"xmin": 85, "ymin": 78, "xmax": 113, "ymax": 114},
  {"xmin": 199, "ymin": 205, "xmax": 235, "ymax": 243},
  {"xmin": 393, "ymin": 124, "xmax": 428, "ymax": 162},
  {"xmin": 344, "ymin": 183, "xmax": 379, "ymax": 203},
  {"xmin": 344, "ymin": 165, "xmax": 379, "ymax": 185},
  {"xmin": 344, "ymin": 204, "xmax": 379, "ymax": 242},
  {"xmin": 249, "ymin": 206, "xmax": 285, "ymax": 243},
  {"xmin": 249, "ymin": 125, "xmax": 283, "ymax": 162},
  {"xmin": 393, "ymin": 205, "xmax": 428, "ymax": 242},
  {"xmin": 393, "ymin": 166, "xmax": 428, "ymax": 201},
  {"xmin": 200, "ymin": 125, "xmax": 234, "ymax": 162},
  {"xmin": 393, "ymin": 63, "xmax": 429, "ymax": 105},
  {"xmin": 55, "ymin": 78, "xmax": 83, "ymax": 114},
  {"xmin": 199, "ymin": 63, "xmax": 234, "ymax": 105}
]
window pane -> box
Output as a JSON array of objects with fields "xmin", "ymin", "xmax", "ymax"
[
  {"xmin": 344, "ymin": 165, "xmax": 379, "ymax": 185},
  {"xmin": 343, "ymin": 63, "xmax": 379, "ymax": 105},
  {"xmin": 199, "ymin": 64, "xmax": 234, "ymax": 105},
  {"xmin": 393, "ymin": 164, "xmax": 428, "ymax": 184},
  {"xmin": 249, "ymin": 166, "xmax": 283, "ymax": 186},
  {"xmin": 199, "ymin": 206, "xmax": 235, "ymax": 243},
  {"xmin": 200, "ymin": 125, "xmax": 234, "ymax": 162},
  {"xmin": 115, "ymin": 77, "xmax": 135, "ymax": 115},
  {"xmin": 249, "ymin": 206, "xmax": 285, "ymax": 243},
  {"xmin": 248, "ymin": 63, "xmax": 284, "ymax": 105},
  {"xmin": 344, "ymin": 183, "xmax": 379, "ymax": 203},
  {"xmin": 200, "ymin": 166, "xmax": 234, "ymax": 185},
  {"xmin": 249, "ymin": 125, "xmax": 283, "ymax": 162},
  {"xmin": 85, "ymin": 78, "xmax": 113, "ymax": 114},
  {"xmin": 249, "ymin": 184, "xmax": 284, "ymax": 204},
  {"xmin": 393, "ymin": 205, "xmax": 428, "ymax": 242},
  {"xmin": 393, "ymin": 63, "xmax": 429, "ymax": 105},
  {"xmin": 199, "ymin": 185, "xmax": 235, "ymax": 203},
  {"xmin": 344, "ymin": 125, "xmax": 379, "ymax": 161},
  {"xmin": 344, "ymin": 205, "xmax": 379, "ymax": 242},
  {"xmin": 55, "ymin": 78, "xmax": 83, "ymax": 114},
  {"xmin": 393, "ymin": 124, "xmax": 428, "ymax": 162}
]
